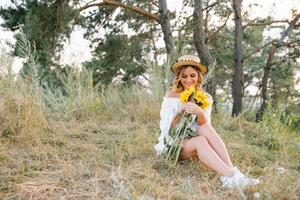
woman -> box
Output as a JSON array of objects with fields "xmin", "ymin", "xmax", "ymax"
[{"xmin": 154, "ymin": 55, "xmax": 260, "ymax": 188}]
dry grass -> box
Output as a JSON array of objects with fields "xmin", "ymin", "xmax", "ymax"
[
  {"xmin": 0, "ymin": 52, "xmax": 300, "ymax": 199},
  {"xmin": 1, "ymin": 93, "xmax": 299, "ymax": 199}
]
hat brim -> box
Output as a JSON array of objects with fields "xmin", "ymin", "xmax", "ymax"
[{"xmin": 171, "ymin": 60, "xmax": 208, "ymax": 74}]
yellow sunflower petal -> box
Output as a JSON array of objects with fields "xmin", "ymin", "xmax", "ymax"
[{"xmin": 180, "ymin": 86, "xmax": 196, "ymax": 102}]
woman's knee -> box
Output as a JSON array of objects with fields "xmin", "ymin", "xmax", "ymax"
[
  {"xmin": 194, "ymin": 135, "xmax": 209, "ymax": 147},
  {"xmin": 197, "ymin": 123, "xmax": 214, "ymax": 137},
  {"xmin": 197, "ymin": 127, "xmax": 208, "ymax": 138},
  {"xmin": 181, "ymin": 136, "xmax": 208, "ymax": 160}
]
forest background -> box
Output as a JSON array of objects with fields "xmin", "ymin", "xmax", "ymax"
[{"xmin": 0, "ymin": 0, "xmax": 299, "ymax": 199}]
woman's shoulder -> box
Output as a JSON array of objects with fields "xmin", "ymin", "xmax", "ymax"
[
  {"xmin": 165, "ymin": 90, "xmax": 180, "ymax": 98},
  {"xmin": 161, "ymin": 91, "xmax": 180, "ymax": 106}
]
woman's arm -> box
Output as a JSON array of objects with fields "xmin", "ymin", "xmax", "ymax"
[
  {"xmin": 170, "ymin": 109, "xmax": 185, "ymax": 128},
  {"xmin": 184, "ymin": 102, "xmax": 208, "ymax": 125},
  {"xmin": 170, "ymin": 103, "xmax": 207, "ymax": 127},
  {"xmin": 196, "ymin": 112, "xmax": 207, "ymax": 125}
]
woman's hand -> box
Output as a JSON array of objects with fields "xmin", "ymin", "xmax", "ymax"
[
  {"xmin": 177, "ymin": 104, "xmax": 186, "ymax": 113},
  {"xmin": 184, "ymin": 102, "xmax": 207, "ymax": 125},
  {"xmin": 183, "ymin": 102, "xmax": 205, "ymax": 116},
  {"xmin": 172, "ymin": 102, "xmax": 207, "ymax": 127}
]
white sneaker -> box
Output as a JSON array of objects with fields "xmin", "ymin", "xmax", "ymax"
[{"xmin": 220, "ymin": 167, "xmax": 260, "ymax": 189}]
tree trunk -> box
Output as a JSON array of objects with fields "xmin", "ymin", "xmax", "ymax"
[
  {"xmin": 256, "ymin": 14, "xmax": 300, "ymax": 121},
  {"xmin": 231, "ymin": 0, "xmax": 244, "ymax": 117},
  {"xmin": 255, "ymin": 46, "xmax": 275, "ymax": 121},
  {"xmin": 193, "ymin": 0, "xmax": 216, "ymax": 106},
  {"xmin": 158, "ymin": 0, "xmax": 176, "ymax": 63}
]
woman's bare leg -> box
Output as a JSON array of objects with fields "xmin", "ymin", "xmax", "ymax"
[
  {"xmin": 197, "ymin": 123, "xmax": 233, "ymax": 167},
  {"xmin": 181, "ymin": 136, "xmax": 234, "ymax": 177}
]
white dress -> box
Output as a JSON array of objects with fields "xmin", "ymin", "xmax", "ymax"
[{"xmin": 154, "ymin": 96, "xmax": 213, "ymax": 155}]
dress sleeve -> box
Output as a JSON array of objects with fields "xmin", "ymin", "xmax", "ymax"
[
  {"xmin": 159, "ymin": 99, "xmax": 176, "ymax": 134},
  {"xmin": 154, "ymin": 98, "xmax": 178, "ymax": 155}
]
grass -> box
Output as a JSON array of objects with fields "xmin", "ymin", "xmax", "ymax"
[{"xmin": 0, "ymin": 51, "xmax": 300, "ymax": 199}]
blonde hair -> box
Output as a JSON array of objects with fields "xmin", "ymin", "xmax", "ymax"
[{"xmin": 171, "ymin": 65, "xmax": 204, "ymax": 93}]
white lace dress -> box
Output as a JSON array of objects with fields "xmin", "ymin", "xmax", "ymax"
[{"xmin": 154, "ymin": 96, "xmax": 213, "ymax": 155}]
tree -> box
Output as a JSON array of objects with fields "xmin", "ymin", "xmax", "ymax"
[
  {"xmin": 1, "ymin": 0, "xmax": 175, "ymax": 86},
  {"xmin": 158, "ymin": 0, "xmax": 176, "ymax": 62},
  {"xmin": 84, "ymin": 34, "xmax": 147, "ymax": 86},
  {"xmin": 0, "ymin": 0, "xmax": 74, "ymax": 87},
  {"xmin": 193, "ymin": 0, "xmax": 214, "ymax": 97},
  {"xmin": 78, "ymin": 0, "xmax": 175, "ymax": 63},
  {"xmin": 231, "ymin": 0, "xmax": 244, "ymax": 117},
  {"xmin": 256, "ymin": 13, "xmax": 300, "ymax": 121}
]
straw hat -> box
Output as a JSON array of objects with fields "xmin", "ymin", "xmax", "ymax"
[{"xmin": 171, "ymin": 55, "xmax": 208, "ymax": 74}]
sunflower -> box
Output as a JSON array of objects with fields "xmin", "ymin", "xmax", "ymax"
[
  {"xmin": 179, "ymin": 86, "xmax": 212, "ymax": 110},
  {"xmin": 179, "ymin": 86, "xmax": 195, "ymax": 103}
]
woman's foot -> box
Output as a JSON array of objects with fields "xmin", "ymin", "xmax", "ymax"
[{"xmin": 220, "ymin": 167, "xmax": 260, "ymax": 188}]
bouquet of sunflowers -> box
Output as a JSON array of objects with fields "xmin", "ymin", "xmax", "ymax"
[{"xmin": 162, "ymin": 86, "xmax": 212, "ymax": 165}]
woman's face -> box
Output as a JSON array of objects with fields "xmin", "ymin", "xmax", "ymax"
[{"xmin": 180, "ymin": 66, "xmax": 199, "ymax": 90}]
